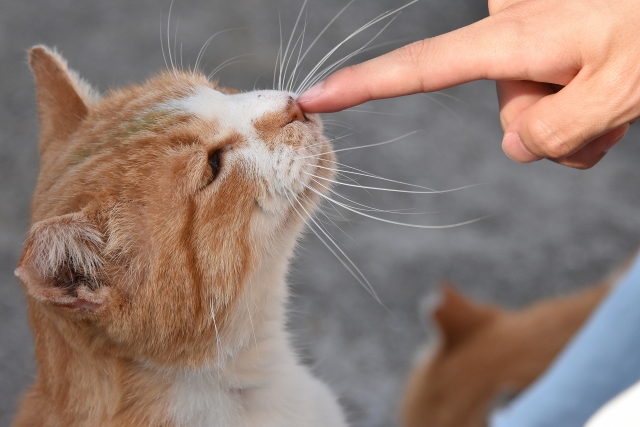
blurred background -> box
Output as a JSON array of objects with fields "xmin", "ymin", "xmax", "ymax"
[{"xmin": 1, "ymin": 0, "xmax": 640, "ymax": 426}]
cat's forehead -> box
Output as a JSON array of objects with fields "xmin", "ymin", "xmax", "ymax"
[
  {"xmin": 73, "ymin": 75, "xmax": 304, "ymax": 159},
  {"xmin": 159, "ymin": 86, "xmax": 294, "ymax": 131},
  {"xmin": 163, "ymin": 87, "xmax": 285, "ymax": 117}
]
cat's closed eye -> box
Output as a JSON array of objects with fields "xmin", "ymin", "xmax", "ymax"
[{"xmin": 208, "ymin": 149, "xmax": 222, "ymax": 182}]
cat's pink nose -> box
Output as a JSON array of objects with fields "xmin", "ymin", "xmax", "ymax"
[{"xmin": 287, "ymin": 97, "xmax": 306, "ymax": 123}]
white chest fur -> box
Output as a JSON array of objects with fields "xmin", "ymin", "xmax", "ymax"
[
  {"xmin": 167, "ymin": 255, "xmax": 347, "ymax": 427},
  {"xmin": 168, "ymin": 346, "xmax": 347, "ymax": 427}
]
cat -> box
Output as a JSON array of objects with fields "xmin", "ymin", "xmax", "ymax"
[
  {"xmin": 400, "ymin": 271, "xmax": 628, "ymax": 427},
  {"xmin": 12, "ymin": 45, "xmax": 347, "ymax": 427}
]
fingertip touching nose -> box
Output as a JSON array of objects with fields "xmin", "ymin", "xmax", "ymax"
[{"xmin": 287, "ymin": 97, "xmax": 306, "ymax": 123}]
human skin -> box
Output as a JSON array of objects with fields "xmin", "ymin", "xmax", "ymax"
[{"xmin": 297, "ymin": 0, "xmax": 640, "ymax": 169}]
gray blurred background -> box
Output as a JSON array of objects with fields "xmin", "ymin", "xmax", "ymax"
[{"xmin": 2, "ymin": 1, "xmax": 639, "ymax": 426}]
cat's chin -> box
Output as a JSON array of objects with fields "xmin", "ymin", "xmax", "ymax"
[{"xmin": 252, "ymin": 191, "xmax": 315, "ymax": 232}]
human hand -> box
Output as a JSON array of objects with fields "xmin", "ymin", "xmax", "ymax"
[{"xmin": 297, "ymin": 0, "xmax": 640, "ymax": 169}]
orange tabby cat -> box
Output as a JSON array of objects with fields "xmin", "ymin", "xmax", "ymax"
[
  {"xmin": 13, "ymin": 46, "xmax": 346, "ymax": 427},
  {"xmin": 400, "ymin": 278, "xmax": 616, "ymax": 427}
]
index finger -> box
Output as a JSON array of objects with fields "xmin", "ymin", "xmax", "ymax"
[{"xmin": 297, "ymin": 6, "xmax": 575, "ymax": 113}]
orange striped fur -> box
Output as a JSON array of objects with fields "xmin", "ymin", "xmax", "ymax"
[{"xmin": 13, "ymin": 46, "xmax": 345, "ymax": 427}]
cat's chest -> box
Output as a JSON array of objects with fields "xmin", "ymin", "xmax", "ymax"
[{"xmin": 164, "ymin": 354, "xmax": 347, "ymax": 427}]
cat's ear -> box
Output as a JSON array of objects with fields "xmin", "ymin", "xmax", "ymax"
[
  {"xmin": 28, "ymin": 46, "xmax": 99, "ymax": 153},
  {"xmin": 15, "ymin": 212, "xmax": 109, "ymax": 312},
  {"xmin": 432, "ymin": 283, "xmax": 499, "ymax": 349}
]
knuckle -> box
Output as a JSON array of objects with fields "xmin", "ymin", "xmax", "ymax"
[
  {"xmin": 487, "ymin": 0, "xmax": 506, "ymax": 14},
  {"xmin": 396, "ymin": 40, "xmax": 430, "ymax": 67},
  {"xmin": 488, "ymin": 0, "xmax": 526, "ymax": 14}
]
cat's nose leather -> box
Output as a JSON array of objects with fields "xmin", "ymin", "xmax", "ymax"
[{"xmin": 287, "ymin": 97, "xmax": 306, "ymax": 123}]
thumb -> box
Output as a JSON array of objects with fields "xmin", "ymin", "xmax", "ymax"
[{"xmin": 504, "ymin": 72, "xmax": 624, "ymax": 164}]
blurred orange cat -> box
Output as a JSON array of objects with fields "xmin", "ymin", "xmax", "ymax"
[{"xmin": 400, "ymin": 273, "xmax": 621, "ymax": 427}]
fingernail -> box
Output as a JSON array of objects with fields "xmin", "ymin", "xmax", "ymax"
[
  {"xmin": 502, "ymin": 132, "xmax": 542, "ymax": 163},
  {"xmin": 297, "ymin": 81, "xmax": 325, "ymax": 104}
]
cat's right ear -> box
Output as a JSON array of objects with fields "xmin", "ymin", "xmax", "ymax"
[
  {"xmin": 28, "ymin": 45, "xmax": 99, "ymax": 154},
  {"xmin": 15, "ymin": 212, "xmax": 111, "ymax": 312}
]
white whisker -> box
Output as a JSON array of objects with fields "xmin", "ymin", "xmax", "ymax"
[
  {"xmin": 296, "ymin": 1, "xmax": 418, "ymax": 93},
  {"xmin": 159, "ymin": 15, "xmax": 170, "ymax": 73},
  {"xmin": 167, "ymin": 0, "xmax": 176, "ymax": 76},
  {"xmin": 309, "ymin": 178, "xmax": 407, "ymax": 214},
  {"xmin": 319, "ymin": 201, "xmax": 353, "ymax": 223},
  {"xmin": 301, "ymin": 37, "xmax": 415, "ymax": 91},
  {"xmin": 425, "ymin": 91, "xmax": 469, "ymax": 106},
  {"xmin": 194, "ymin": 28, "xmax": 243, "ymax": 74},
  {"xmin": 300, "ymin": 14, "xmax": 399, "ymax": 93},
  {"xmin": 174, "ymin": 17, "xmax": 180, "ymax": 71},
  {"xmin": 297, "ymin": 131, "xmax": 419, "ymax": 159},
  {"xmin": 283, "ymin": 29, "xmax": 306, "ymax": 93},
  {"xmin": 273, "ymin": 45, "xmax": 281, "ymax": 90},
  {"xmin": 420, "ymin": 93, "xmax": 463, "ymax": 123},
  {"xmin": 324, "ymin": 167, "xmax": 371, "ymax": 191},
  {"xmin": 315, "ymin": 163, "xmax": 433, "ymax": 192},
  {"xmin": 309, "ymin": 177, "xmax": 439, "ymax": 214},
  {"xmin": 253, "ymin": 72, "xmax": 268, "ymax": 91},
  {"xmin": 210, "ymin": 298, "xmax": 222, "ymax": 366},
  {"xmin": 244, "ymin": 298, "xmax": 258, "ymax": 354},
  {"xmin": 207, "ymin": 54, "xmax": 255, "ymax": 80},
  {"xmin": 307, "ymin": 185, "xmax": 492, "ymax": 229},
  {"xmin": 294, "ymin": 0, "xmax": 359, "ymax": 78},
  {"xmin": 322, "ymin": 120, "xmax": 360, "ymax": 133},
  {"xmin": 281, "ymin": 0, "xmax": 307, "ymax": 91},
  {"xmin": 314, "ymin": 163, "xmax": 485, "ymax": 194},
  {"xmin": 313, "ymin": 204, "xmax": 356, "ymax": 241},
  {"xmin": 308, "ymin": 177, "xmax": 388, "ymax": 213},
  {"xmin": 284, "ymin": 191, "xmax": 384, "ymax": 305},
  {"xmin": 277, "ymin": 10, "xmax": 284, "ymax": 90},
  {"xmin": 287, "ymin": 13, "xmax": 309, "ymax": 93},
  {"xmin": 304, "ymin": 132, "xmax": 355, "ymax": 151},
  {"xmin": 343, "ymin": 109, "xmax": 404, "ymax": 116},
  {"xmin": 308, "ymin": 172, "xmax": 484, "ymax": 195}
]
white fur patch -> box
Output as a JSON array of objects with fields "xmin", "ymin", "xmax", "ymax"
[
  {"xmin": 162, "ymin": 86, "xmax": 293, "ymax": 133},
  {"xmin": 164, "ymin": 87, "xmax": 229, "ymax": 122},
  {"xmin": 168, "ymin": 362, "xmax": 348, "ymax": 427},
  {"xmin": 162, "ymin": 87, "xmax": 320, "ymax": 211},
  {"xmin": 166, "ymin": 256, "xmax": 347, "ymax": 427}
]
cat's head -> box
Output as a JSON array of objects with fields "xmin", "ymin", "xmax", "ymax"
[{"xmin": 15, "ymin": 46, "xmax": 334, "ymax": 366}]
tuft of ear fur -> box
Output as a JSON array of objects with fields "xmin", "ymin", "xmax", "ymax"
[
  {"xmin": 433, "ymin": 282, "xmax": 499, "ymax": 349},
  {"xmin": 28, "ymin": 45, "xmax": 99, "ymax": 154},
  {"xmin": 15, "ymin": 212, "xmax": 108, "ymax": 311}
]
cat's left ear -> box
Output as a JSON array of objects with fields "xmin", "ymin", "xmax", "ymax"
[
  {"xmin": 15, "ymin": 212, "xmax": 110, "ymax": 312},
  {"xmin": 432, "ymin": 283, "xmax": 500, "ymax": 349},
  {"xmin": 28, "ymin": 45, "xmax": 99, "ymax": 154}
]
